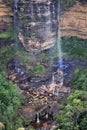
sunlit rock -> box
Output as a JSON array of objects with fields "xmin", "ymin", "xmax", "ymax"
[{"xmin": 15, "ymin": 0, "xmax": 57, "ymax": 52}]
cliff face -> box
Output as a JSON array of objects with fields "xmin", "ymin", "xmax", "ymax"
[
  {"xmin": 1, "ymin": 1, "xmax": 87, "ymax": 52},
  {"xmin": 0, "ymin": 0, "xmax": 13, "ymax": 32},
  {"xmin": 17, "ymin": 1, "xmax": 87, "ymax": 52},
  {"xmin": 60, "ymin": 3, "xmax": 87, "ymax": 39},
  {"xmin": 16, "ymin": 0, "xmax": 57, "ymax": 52}
]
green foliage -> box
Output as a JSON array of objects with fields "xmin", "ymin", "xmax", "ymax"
[
  {"xmin": 62, "ymin": 37, "xmax": 87, "ymax": 59},
  {"xmin": 0, "ymin": 26, "xmax": 14, "ymax": 40},
  {"xmin": 23, "ymin": 119, "xmax": 32, "ymax": 126},
  {"xmin": 0, "ymin": 72, "xmax": 23, "ymax": 130},
  {"xmin": 4, "ymin": 0, "xmax": 13, "ymax": 8},
  {"xmin": 61, "ymin": 0, "xmax": 76, "ymax": 10},
  {"xmin": 0, "ymin": 45, "xmax": 16, "ymax": 71},
  {"xmin": 56, "ymin": 90, "xmax": 87, "ymax": 130},
  {"xmin": 58, "ymin": 104, "xmax": 65, "ymax": 110},
  {"xmin": 78, "ymin": 112, "xmax": 87, "ymax": 130},
  {"xmin": 70, "ymin": 68, "xmax": 87, "ymax": 90},
  {"xmin": 33, "ymin": 64, "xmax": 46, "ymax": 75}
]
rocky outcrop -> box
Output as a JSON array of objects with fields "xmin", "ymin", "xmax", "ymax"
[{"xmin": 60, "ymin": 3, "xmax": 87, "ymax": 39}]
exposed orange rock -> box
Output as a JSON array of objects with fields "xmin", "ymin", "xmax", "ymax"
[
  {"xmin": 60, "ymin": 3, "xmax": 87, "ymax": 39},
  {"xmin": 0, "ymin": 0, "xmax": 13, "ymax": 23}
]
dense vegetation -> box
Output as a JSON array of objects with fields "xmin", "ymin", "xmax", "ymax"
[
  {"xmin": 62, "ymin": 37, "xmax": 87, "ymax": 59},
  {"xmin": 54, "ymin": 36, "xmax": 87, "ymax": 130},
  {"xmin": 0, "ymin": 26, "xmax": 14, "ymax": 40},
  {"xmin": 56, "ymin": 90, "xmax": 87, "ymax": 130},
  {"xmin": 49, "ymin": 36, "xmax": 87, "ymax": 60},
  {"xmin": 0, "ymin": 72, "xmax": 23, "ymax": 130},
  {"xmin": 70, "ymin": 68, "xmax": 87, "ymax": 90}
]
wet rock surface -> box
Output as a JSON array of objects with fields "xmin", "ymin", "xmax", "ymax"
[
  {"xmin": 15, "ymin": 0, "xmax": 58, "ymax": 52},
  {"xmin": 7, "ymin": 57, "xmax": 87, "ymax": 89},
  {"xmin": 7, "ymin": 57, "xmax": 87, "ymax": 129}
]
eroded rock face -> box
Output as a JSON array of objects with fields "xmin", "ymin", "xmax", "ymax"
[
  {"xmin": 17, "ymin": 1, "xmax": 87, "ymax": 52},
  {"xmin": 16, "ymin": 0, "xmax": 58, "ymax": 52},
  {"xmin": 0, "ymin": 0, "xmax": 13, "ymax": 32},
  {"xmin": 60, "ymin": 3, "xmax": 87, "ymax": 39}
]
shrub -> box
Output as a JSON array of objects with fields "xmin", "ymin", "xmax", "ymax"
[{"xmin": 33, "ymin": 64, "xmax": 46, "ymax": 75}]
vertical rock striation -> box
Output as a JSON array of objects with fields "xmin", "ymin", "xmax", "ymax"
[
  {"xmin": 0, "ymin": 0, "xmax": 13, "ymax": 32},
  {"xmin": 60, "ymin": 3, "xmax": 87, "ymax": 39},
  {"xmin": 16, "ymin": 0, "xmax": 58, "ymax": 52}
]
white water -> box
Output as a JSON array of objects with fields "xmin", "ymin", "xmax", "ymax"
[
  {"xmin": 36, "ymin": 112, "xmax": 40, "ymax": 123},
  {"xmin": 52, "ymin": 0, "xmax": 63, "ymax": 85},
  {"xmin": 57, "ymin": 0, "xmax": 63, "ymax": 68},
  {"xmin": 44, "ymin": 4, "xmax": 52, "ymax": 40},
  {"xmin": 52, "ymin": 74, "xmax": 55, "ymax": 83},
  {"xmin": 31, "ymin": 1, "xmax": 34, "ymax": 19},
  {"xmin": 14, "ymin": 0, "xmax": 19, "ymax": 43}
]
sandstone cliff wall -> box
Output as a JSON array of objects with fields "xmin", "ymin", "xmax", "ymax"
[
  {"xmin": 0, "ymin": 1, "xmax": 87, "ymax": 52},
  {"xmin": 60, "ymin": 3, "xmax": 87, "ymax": 39},
  {"xmin": 0, "ymin": 0, "xmax": 13, "ymax": 32}
]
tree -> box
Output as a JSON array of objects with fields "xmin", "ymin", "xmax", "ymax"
[
  {"xmin": 70, "ymin": 68, "xmax": 87, "ymax": 90},
  {"xmin": 0, "ymin": 72, "xmax": 23, "ymax": 130},
  {"xmin": 55, "ymin": 90, "xmax": 87, "ymax": 130}
]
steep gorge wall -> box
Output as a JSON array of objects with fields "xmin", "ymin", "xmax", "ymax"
[
  {"xmin": 0, "ymin": 1, "xmax": 87, "ymax": 51},
  {"xmin": 60, "ymin": 3, "xmax": 87, "ymax": 39},
  {"xmin": 0, "ymin": 0, "xmax": 13, "ymax": 32},
  {"xmin": 16, "ymin": 0, "xmax": 58, "ymax": 52}
]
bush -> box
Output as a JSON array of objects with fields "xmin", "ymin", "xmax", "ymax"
[
  {"xmin": 0, "ymin": 72, "xmax": 23, "ymax": 130},
  {"xmin": 33, "ymin": 64, "xmax": 46, "ymax": 75},
  {"xmin": 61, "ymin": 37, "xmax": 87, "ymax": 59},
  {"xmin": 70, "ymin": 68, "xmax": 87, "ymax": 90},
  {"xmin": 61, "ymin": 0, "xmax": 76, "ymax": 10},
  {"xmin": 0, "ymin": 26, "xmax": 14, "ymax": 40}
]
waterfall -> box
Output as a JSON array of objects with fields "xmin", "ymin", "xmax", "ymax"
[
  {"xmin": 31, "ymin": 1, "xmax": 34, "ymax": 20},
  {"xmin": 44, "ymin": 4, "xmax": 52, "ymax": 41},
  {"xmin": 36, "ymin": 112, "xmax": 40, "ymax": 123},
  {"xmin": 45, "ymin": 112, "xmax": 49, "ymax": 119},
  {"xmin": 14, "ymin": 0, "xmax": 18, "ymax": 37},
  {"xmin": 57, "ymin": 0, "xmax": 63, "ymax": 68},
  {"xmin": 52, "ymin": 74, "xmax": 55, "ymax": 83},
  {"xmin": 57, "ymin": 0, "xmax": 64, "ymax": 85},
  {"xmin": 52, "ymin": 0, "xmax": 63, "ymax": 84},
  {"xmin": 15, "ymin": 0, "xmax": 61, "ymax": 52}
]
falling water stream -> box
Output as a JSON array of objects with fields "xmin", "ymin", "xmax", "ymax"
[
  {"xmin": 36, "ymin": 112, "xmax": 40, "ymax": 124},
  {"xmin": 44, "ymin": 3, "xmax": 52, "ymax": 40},
  {"xmin": 57, "ymin": 0, "xmax": 63, "ymax": 68},
  {"xmin": 52, "ymin": 0, "xmax": 63, "ymax": 85},
  {"xmin": 14, "ymin": 0, "xmax": 19, "ymax": 43}
]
